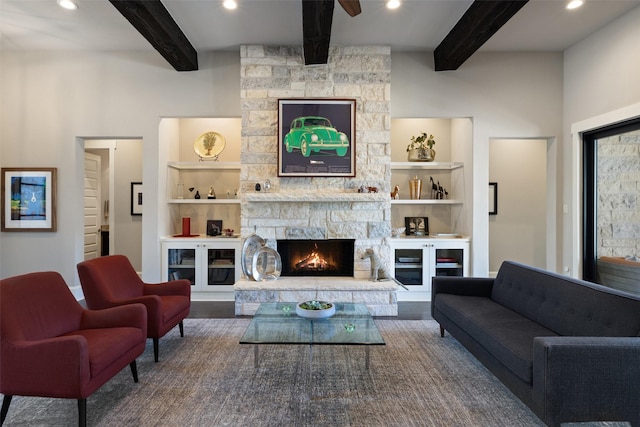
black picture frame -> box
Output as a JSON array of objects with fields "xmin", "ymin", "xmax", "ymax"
[
  {"xmin": 130, "ymin": 182, "xmax": 142, "ymax": 216},
  {"xmin": 489, "ymin": 182, "xmax": 498, "ymax": 215},
  {"xmin": 404, "ymin": 216, "xmax": 429, "ymax": 236},
  {"xmin": 278, "ymin": 98, "xmax": 356, "ymax": 177}
]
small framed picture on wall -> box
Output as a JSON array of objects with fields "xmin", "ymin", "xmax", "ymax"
[
  {"xmin": 1, "ymin": 167, "xmax": 57, "ymax": 232},
  {"xmin": 131, "ymin": 182, "xmax": 143, "ymax": 216}
]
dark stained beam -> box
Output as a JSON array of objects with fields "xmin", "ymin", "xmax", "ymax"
[
  {"xmin": 302, "ymin": 0, "xmax": 335, "ymax": 65},
  {"xmin": 109, "ymin": 0, "xmax": 198, "ymax": 71},
  {"xmin": 337, "ymin": 0, "xmax": 362, "ymax": 17},
  {"xmin": 434, "ymin": 0, "xmax": 529, "ymax": 71}
]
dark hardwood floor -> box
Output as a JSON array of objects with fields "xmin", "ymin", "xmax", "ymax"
[{"xmin": 188, "ymin": 301, "xmax": 433, "ymax": 320}]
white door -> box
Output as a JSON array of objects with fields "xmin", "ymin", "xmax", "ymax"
[
  {"xmin": 84, "ymin": 152, "xmax": 101, "ymax": 260},
  {"xmin": 489, "ymin": 138, "xmax": 547, "ymax": 274}
]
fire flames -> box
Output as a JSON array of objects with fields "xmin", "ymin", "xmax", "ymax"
[{"xmin": 294, "ymin": 244, "xmax": 333, "ymax": 272}]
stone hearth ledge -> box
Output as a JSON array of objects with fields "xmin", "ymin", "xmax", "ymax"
[{"xmin": 234, "ymin": 277, "xmax": 399, "ymax": 317}]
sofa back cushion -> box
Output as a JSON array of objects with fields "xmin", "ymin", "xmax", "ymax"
[{"xmin": 492, "ymin": 261, "xmax": 640, "ymax": 337}]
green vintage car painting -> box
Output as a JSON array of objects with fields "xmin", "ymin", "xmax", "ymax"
[{"xmin": 284, "ymin": 116, "xmax": 350, "ymax": 157}]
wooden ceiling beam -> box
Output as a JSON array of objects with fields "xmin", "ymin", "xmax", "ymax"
[
  {"xmin": 434, "ymin": 0, "xmax": 529, "ymax": 71},
  {"xmin": 337, "ymin": 0, "xmax": 362, "ymax": 17},
  {"xmin": 302, "ymin": 0, "xmax": 335, "ymax": 65},
  {"xmin": 109, "ymin": 0, "xmax": 198, "ymax": 71}
]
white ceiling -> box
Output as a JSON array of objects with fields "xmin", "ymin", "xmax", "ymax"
[{"xmin": 1, "ymin": 0, "xmax": 639, "ymax": 55}]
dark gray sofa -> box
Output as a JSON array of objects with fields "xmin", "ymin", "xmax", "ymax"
[{"xmin": 431, "ymin": 260, "xmax": 640, "ymax": 427}]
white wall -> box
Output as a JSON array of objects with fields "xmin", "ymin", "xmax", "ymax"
[
  {"xmin": 391, "ymin": 51, "xmax": 563, "ymax": 275},
  {"xmin": 1, "ymin": 50, "xmax": 240, "ymax": 297},
  {"xmin": 562, "ymin": 5, "xmax": 640, "ymax": 278},
  {"xmin": 113, "ymin": 139, "xmax": 143, "ymax": 270}
]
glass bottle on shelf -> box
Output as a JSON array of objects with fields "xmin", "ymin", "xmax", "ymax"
[{"xmin": 177, "ymin": 178, "xmax": 185, "ymax": 199}]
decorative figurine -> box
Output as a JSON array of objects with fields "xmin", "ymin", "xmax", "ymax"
[
  {"xmin": 361, "ymin": 248, "xmax": 408, "ymax": 290},
  {"xmin": 207, "ymin": 187, "xmax": 216, "ymax": 199},
  {"xmin": 390, "ymin": 185, "xmax": 400, "ymax": 200}
]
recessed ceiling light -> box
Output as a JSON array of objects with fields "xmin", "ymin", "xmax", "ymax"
[
  {"xmin": 57, "ymin": 0, "xmax": 78, "ymax": 10},
  {"xmin": 222, "ymin": 0, "xmax": 237, "ymax": 10},
  {"xmin": 566, "ymin": 0, "xmax": 584, "ymax": 10},
  {"xmin": 386, "ymin": 0, "xmax": 401, "ymax": 10}
]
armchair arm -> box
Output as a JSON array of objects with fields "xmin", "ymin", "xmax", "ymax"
[
  {"xmin": 113, "ymin": 295, "xmax": 162, "ymax": 328},
  {"xmin": 431, "ymin": 277, "xmax": 494, "ymax": 318},
  {"xmin": 143, "ymin": 279, "xmax": 191, "ymax": 298},
  {"xmin": 80, "ymin": 303, "xmax": 147, "ymax": 333},
  {"xmin": 532, "ymin": 336, "xmax": 640, "ymax": 426},
  {"xmin": 1, "ymin": 337, "xmax": 90, "ymax": 398}
]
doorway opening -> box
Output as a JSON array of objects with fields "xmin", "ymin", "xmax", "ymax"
[{"xmin": 81, "ymin": 138, "xmax": 143, "ymax": 271}]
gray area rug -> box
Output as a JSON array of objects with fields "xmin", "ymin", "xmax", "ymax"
[{"xmin": 2, "ymin": 319, "xmax": 544, "ymax": 426}]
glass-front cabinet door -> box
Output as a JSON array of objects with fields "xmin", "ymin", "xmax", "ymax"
[
  {"xmin": 389, "ymin": 237, "xmax": 469, "ymax": 299},
  {"xmin": 393, "ymin": 247, "xmax": 426, "ymax": 286},
  {"xmin": 165, "ymin": 245, "xmax": 198, "ymax": 285},
  {"xmin": 206, "ymin": 247, "xmax": 237, "ymax": 286},
  {"xmin": 162, "ymin": 238, "xmax": 242, "ymax": 298}
]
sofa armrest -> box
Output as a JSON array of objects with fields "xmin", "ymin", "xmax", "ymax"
[
  {"xmin": 431, "ymin": 277, "xmax": 494, "ymax": 319},
  {"xmin": 81, "ymin": 303, "xmax": 147, "ymax": 335},
  {"xmin": 143, "ymin": 279, "xmax": 191, "ymax": 298},
  {"xmin": 533, "ymin": 336, "xmax": 640, "ymax": 426}
]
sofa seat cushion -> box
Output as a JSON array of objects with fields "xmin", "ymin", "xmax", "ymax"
[
  {"xmin": 435, "ymin": 294, "xmax": 558, "ymax": 383},
  {"xmin": 62, "ymin": 327, "xmax": 145, "ymax": 378}
]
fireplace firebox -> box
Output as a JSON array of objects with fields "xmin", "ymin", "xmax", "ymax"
[{"xmin": 277, "ymin": 239, "xmax": 355, "ymax": 277}]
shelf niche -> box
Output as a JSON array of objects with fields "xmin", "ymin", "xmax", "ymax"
[
  {"xmin": 390, "ymin": 118, "xmax": 473, "ymax": 237},
  {"xmin": 161, "ymin": 117, "xmax": 242, "ymax": 238}
]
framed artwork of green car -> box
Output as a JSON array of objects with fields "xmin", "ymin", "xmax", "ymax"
[{"xmin": 278, "ymin": 98, "xmax": 356, "ymax": 177}]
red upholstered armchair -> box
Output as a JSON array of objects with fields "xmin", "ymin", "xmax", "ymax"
[
  {"xmin": 77, "ymin": 255, "xmax": 191, "ymax": 362},
  {"xmin": 0, "ymin": 271, "xmax": 147, "ymax": 427}
]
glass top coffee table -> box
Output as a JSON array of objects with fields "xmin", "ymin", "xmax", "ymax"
[{"xmin": 240, "ymin": 302, "xmax": 385, "ymax": 369}]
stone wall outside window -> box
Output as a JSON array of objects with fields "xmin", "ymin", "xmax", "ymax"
[{"xmin": 597, "ymin": 129, "xmax": 640, "ymax": 257}]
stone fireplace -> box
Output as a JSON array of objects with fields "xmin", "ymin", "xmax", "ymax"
[
  {"xmin": 238, "ymin": 45, "xmax": 392, "ymax": 275},
  {"xmin": 234, "ymin": 45, "xmax": 398, "ymax": 316}
]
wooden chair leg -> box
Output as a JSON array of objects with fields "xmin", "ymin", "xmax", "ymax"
[
  {"xmin": 77, "ymin": 398, "xmax": 86, "ymax": 427},
  {"xmin": 153, "ymin": 338, "xmax": 159, "ymax": 362},
  {"xmin": 130, "ymin": 360, "xmax": 139, "ymax": 383},
  {"xmin": 179, "ymin": 321, "xmax": 184, "ymax": 337},
  {"xmin": 1, "ymin": 394, "xmax": 13, "ymax": 425}
]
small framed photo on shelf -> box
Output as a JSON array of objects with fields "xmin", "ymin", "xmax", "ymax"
[
  {"xmin": 207, "ymin": 220, "xmax": 223, "ymax": 236},
  {"xmin": 130, "ymin": 182, "xmax": 143, "ymax": 216},
  {"xmin": 405, "ymin": 216, "xmax": 429, "ymax": 236}
]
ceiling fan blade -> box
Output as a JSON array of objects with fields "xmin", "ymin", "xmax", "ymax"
[{"xmin": 337, "ymin": 0, "xmax": 361, "ymax": 17}]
